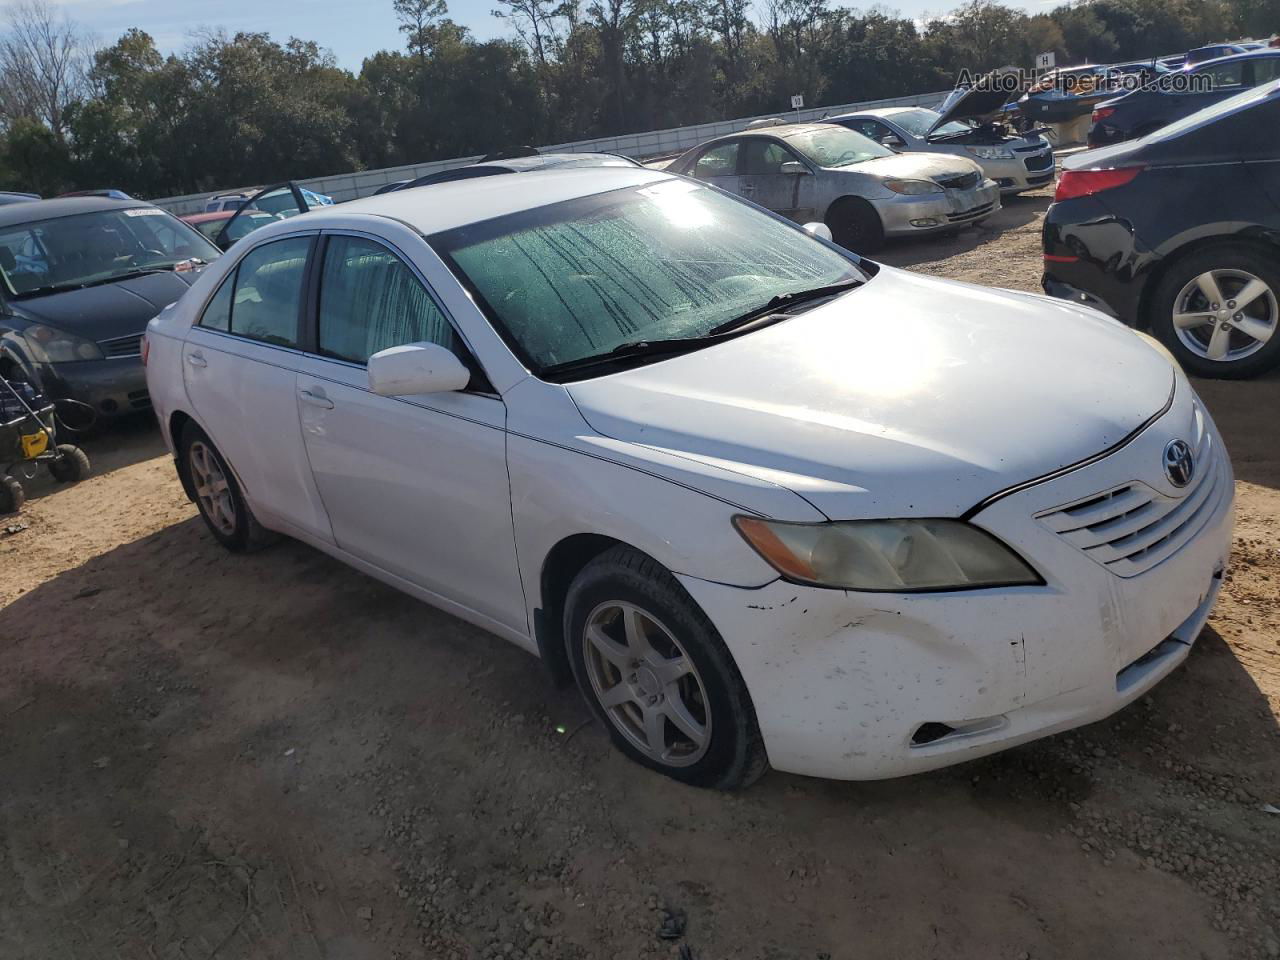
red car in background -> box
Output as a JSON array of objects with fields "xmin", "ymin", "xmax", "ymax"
[{"xmin": 180, "ymin": 209, "xmax": 279, "ymax": 251}]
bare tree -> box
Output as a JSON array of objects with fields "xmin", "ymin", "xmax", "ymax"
[{"xmin": 0, "ymin": 0, "xmax": 92, "ymax": 138}]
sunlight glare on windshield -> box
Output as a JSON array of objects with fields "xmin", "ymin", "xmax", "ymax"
[{"xmin": 638, "ymin": 179, "xmax": 714, "ymax": 229}]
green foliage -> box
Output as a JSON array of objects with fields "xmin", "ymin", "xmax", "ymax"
[{"xmin": 0, "ymin": 0, "xmax": 1270, "ymax": 198}]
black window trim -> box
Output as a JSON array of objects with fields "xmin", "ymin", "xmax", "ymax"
[{"xmin": 307, "ymin": 228, "xmax": 495, "ymax": 394}]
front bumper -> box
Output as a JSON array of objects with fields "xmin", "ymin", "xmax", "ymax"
[
  {"xmin": 874, "ymin": 180, "xmax": 1002, "ymax": 236},
  {"xmin": 680, "ymin": 380, "xmax": 1233, "ymax": 780},
  {"xmin": 978, "ymin": 153, "xmax": 1056, "ymax": 194},
  {"xmin": 35, "ymin": 356, "xmax": 150, "ymax": 418}
]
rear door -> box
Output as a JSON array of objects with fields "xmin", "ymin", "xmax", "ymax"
[
  {"xmin": 215, "ymin": 183, "xmax": 312, "ymax": 250},
  {"xmin": 736, "ymin": 138, "xmax": 818, "ymax": 222},
  {"xmin": 181, "ymin": 233, "xmax": 334, "ymax": 542},
  {"xmin": 291, "ymin": 229, "xmax": 526, "ymax": 633}
]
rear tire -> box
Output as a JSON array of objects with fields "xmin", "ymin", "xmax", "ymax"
[
  {"xmin": 564, "ymin": 545, "xmax": 768, "ymax": 790},
  {"xmin": 179, "ymin": 423, "xmax": 278, "ymax": 552},
  {"xmin": 0, "ymin": 475, "xmax": 23, "ymax": 514},
  {"xmin": 48, "ymin": 444, "xmax": 90, "ymax": 483},
  {"xmin": 827, "ymin": 198, "xmax": 885, "ymax": 254},
  {"xmin": 1149, "ymin": 244, "xmax": 1280, "ymax": 379}
]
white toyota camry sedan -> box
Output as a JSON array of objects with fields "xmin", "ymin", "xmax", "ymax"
[{"xmin": 145, "ymin": 167, "xmax": 1234, "ymax": 789}]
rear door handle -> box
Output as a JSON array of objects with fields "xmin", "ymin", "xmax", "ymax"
[
  {"xmin": 186, "ymin": 352, "xmax": 207, "ymax": 368},
  {"xmin": 298, "ymin": 388, "xmax": 334, "ymax": 410}
]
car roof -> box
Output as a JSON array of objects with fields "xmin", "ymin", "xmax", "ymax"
[
  {"xmin": 0, "ymin": 195, "xmax": 153, "ymax": 228},
  {"xmin": 285, "ymin": 166, "xmax": 667, "ymax": 236},
  {"xmin": 1190, "ymin": 48, "xmax": 1280, "ymax": 69}
]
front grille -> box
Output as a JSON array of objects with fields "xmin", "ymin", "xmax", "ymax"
[
  {"xmin": 935, "ymin": 171, "xmax": 981, "ymax": 191},
  {"xmin": 100, "ymin": 334, "xmax": 143, "ymax": 358},
  {"xmin": 1036, "ymin": 407, "xmax": 1227, "ymax": 577},
  {"xmin": 946, "ymin": 201, "xmax": 994, "ymax": 223},
  {"xmin": 1023, "ymin": 152, "xmax": 1054, "ymax": 171},
  {"xmin": 1012, "ymin": 143, "xmax": 1047, "ymax": 153}
]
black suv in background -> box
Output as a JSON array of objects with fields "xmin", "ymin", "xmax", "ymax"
[
  {"xmin": 1043, "ymin": 80, "xmax": 1280, "ymax": 379},
  {"xmin": 1089, "ymin": 50, "xmax": 1280, "ymax": 146}
]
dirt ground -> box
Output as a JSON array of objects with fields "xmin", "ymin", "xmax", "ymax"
[{"xmin": 2, "ymin": 184, "xmax": 1278, "ymax": 960}]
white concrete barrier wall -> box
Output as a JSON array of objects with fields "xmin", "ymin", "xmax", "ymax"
[{"xmin": 153, "ymin": 90, "xmax": 950, "ymax": 216}]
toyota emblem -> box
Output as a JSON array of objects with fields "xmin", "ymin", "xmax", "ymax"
[{"xmin": 1163, "ymin": 439, "xmax": 1194, "ymax": 488}]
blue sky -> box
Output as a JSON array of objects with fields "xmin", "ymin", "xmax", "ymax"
[{"xmin": 56, "ymin": 0, "xmax": 1040, "ymax": 70}]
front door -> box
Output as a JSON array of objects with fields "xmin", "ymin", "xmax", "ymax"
[
  {"xmin": 293, "ymin": 232, "xmax": 526, "ymax": 634},
  {"xmin": 736, "ymin": 139, "xmax": 817, "ymax": 222}
]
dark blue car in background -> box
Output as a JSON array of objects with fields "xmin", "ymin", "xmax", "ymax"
[{"xmin": 1089, "ymin": 49, "xmax": 1280, "ymax": 146}]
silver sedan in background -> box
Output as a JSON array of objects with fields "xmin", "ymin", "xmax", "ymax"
[
  {"xmin": 825, "ymin": 83, "xmax": 1055, "ymax": 196},
  {"xmin": 663, "ymin": 123, "xmax": 999, "ymax": 252}
]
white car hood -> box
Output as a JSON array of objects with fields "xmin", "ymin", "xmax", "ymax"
[{"xmin": 566, "ymin": 267, "xmax": 1174, "ymax": 520}]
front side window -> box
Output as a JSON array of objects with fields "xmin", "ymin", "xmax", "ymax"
[
  {"xmin": 692, "ymin": 142, "xmax": 739, "ymax": 179},
  {"xmin": 741, "ymin": 140, "xmax": 800, "ymax": 175},
  {"xmin": 431, "ymin": 179, "xmax": 863, "ymax": 373},
  {"xmin": 1252, "ymin": 57, "xmax": 1280, "ymax": 85},
  {"xmin": 0, "ymin": 208, "xmax": 220, "ymax": 297},
  {"xmin": 317, "ymin": 235, "xmax": 459, "ymax": 364},
  {"xmin": 1197, "ymin": 60, "xmax": 1245, "ymax": 90},
  {"xmin": 781, "ymin": 126, "xmax": 892, "ymax": 168},
  {"xmin": 197, "ymin": 236, "xmax": 309, "ymax": 348}
]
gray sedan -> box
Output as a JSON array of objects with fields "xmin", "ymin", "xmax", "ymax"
[{"xmin": 663, "ymin": 123, "xmax": 1000, "ymax": 252}]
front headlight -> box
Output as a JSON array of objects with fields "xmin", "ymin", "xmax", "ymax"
[
  {"xmin": 967, "ymin": 146, "xmax": 1015, "ymax": 160},
  {"xmin": 734, "ymin": 517, "xmax": 1041, "ymax": 592},
  {"xmin": 22, "ymin": 323, "xmax": 106, "ymax": 362},
  {"xmin": 884, "ymin": 178, "xmax": 944, "ymax": 196}
]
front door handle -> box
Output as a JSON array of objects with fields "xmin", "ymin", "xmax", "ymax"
[
  {"xmin": 186, "ymin": 352, "xmax": 207, "ymax": 368},
  {"xmin": 298, "ymin": 388, "xmax": 334, "ymax": 410}
]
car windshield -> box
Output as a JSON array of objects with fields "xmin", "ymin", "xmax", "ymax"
[
  {"xmin": 430, "ymin": 179, "xmax": 864, "ymax": 373},
  {"xmin": 781, "ymin": 126, "xmax": 892, "ymax": 167},
  {"xmin": 890, "ymin": 108, "xmax": 970, "ymax": 138},
  {"xmin": 0, "ymin": 207, "xmax": 220, "ymax": 297}
]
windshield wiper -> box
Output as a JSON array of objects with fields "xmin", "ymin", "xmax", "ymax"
[
  {"xmin": 14, "ymin": 268, "xmax": 174, "ymax": 298},
  {"xmin": 540, "ymin": 337, "xmax": 715, "ymax": 377},
  {"xmin": 541, "ymin": 278, "xmax": 864, "ymax": 379},
  {"xmin": 707, "ymin": 278, "xmax": 862, "ymax": 336}
]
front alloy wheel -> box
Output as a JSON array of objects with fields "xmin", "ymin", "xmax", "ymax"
[
  {"xmin": 563, "ymin": 545, "xmax": 767, "ymax": 789},
  {"xmin": 582, "ymin": 601, "xmax": 711, "ymax": 767}
]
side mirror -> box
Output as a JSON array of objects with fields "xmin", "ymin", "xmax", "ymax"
[
  {"xmin": 779, "ymin": 160, "xmax": 810, "ymax": 175},
  {"xmin": 881, "ymin": 134, "xmax": 906, "ymax": 149},
  {"xmin": 367, "ymin": 342, "xmax": 470, "ymax": 396},
  {"xmin": 803, "ymin": 222, "xmax": 833, "ymax": 242}
]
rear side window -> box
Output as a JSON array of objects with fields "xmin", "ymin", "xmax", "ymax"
[
  {"xmin": 197, "ymin": 236, "xmax": 309, "ymax": 348},
  {"xmin": 1251, "ymin": 58, "xmax": 1280, "ymax": 85},
  {"xmin": 317, "ymin": 235, "xmax": 459, "ymax": 364}
]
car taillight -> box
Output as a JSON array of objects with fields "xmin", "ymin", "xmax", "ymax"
[
  {"xmin": 1091, "ymin": 107, "xmax": 1116, "ymax": 123},
  {"xmin": 141, "ymin": 334, "xmax": 150, "ymax": 367},
  {"xmin": 1054, "ymin": 166, "xmax": 1144, "ymax": 202}
]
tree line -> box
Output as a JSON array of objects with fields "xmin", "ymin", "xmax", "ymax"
[{"xmin": 0, "ymin": 0, "xmax": 1273, "ymax": 199}]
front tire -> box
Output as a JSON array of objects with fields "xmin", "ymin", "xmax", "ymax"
[
  {"xmin": 0, "ymin": 475, "xmax": 24, "ymax": 514},
  {"xmin": 48, "ymin": 444, "xmax": 90, "ymax": 483},
  {"xmin": 564, "ymin": 545, "xmax": 767, "ymax": 790},
  {"xmin": 179, "ymin": 424, "xmax": 277, "ymax": 552},
  {"xmin": 827, "ymin": 197, "xmax": 885, "ymax": 254},
  {"xmin": 1150, "ymin": 245, "xmax": 1280, "ymax": 379}
]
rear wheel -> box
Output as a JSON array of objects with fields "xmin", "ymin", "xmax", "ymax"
[
  {"xmin": 827, "ymin": 198, "xmax": 885, "ymax": 254},
  {"xmin": 179, "ymin": 424, "xmax": 277, "ymax": 552},
  {"xmin": 564, "ymin": 545, "xmax": 767, "ymax": 790},
  {"xmin": 1150, "ymin": 245, "xmax": 1280, "ymax": 379}
]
